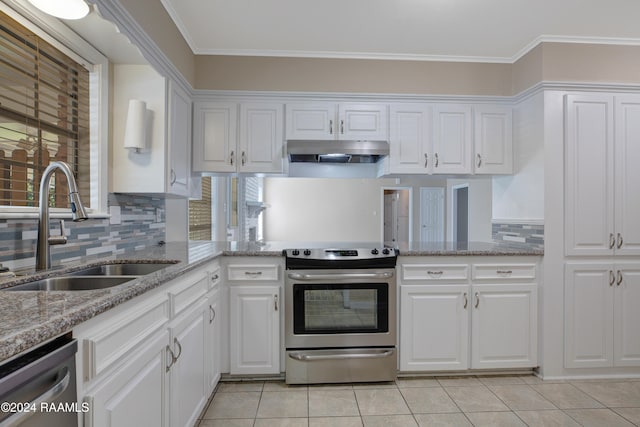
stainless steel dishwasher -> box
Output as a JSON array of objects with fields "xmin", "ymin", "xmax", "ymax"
[{"xmin": 0, "ymin": 335, "xmax": 78, "ymax": 427}]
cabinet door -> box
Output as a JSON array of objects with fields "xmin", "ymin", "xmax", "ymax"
[
  {"xmin": 565, "ymin": 94, "xmax": 615, "ymax": 256},
  {"xmin": 285, "ymin": 103, "xmax": 336, "ymax": 140},
  {"xmin": 85, "ymin": 330, "xmax": 169, "ymax": 427},
  {"xmin": 167, "ymin": 81, "xmax": 191, "ymax": 196},
  {"xmin": 338, "ymin": 103, "xmax": 388, "ymax": 140},
  {"xmin": 614, "ymin": 96, "xmax": 640, "ymax": 256},
  {"xmin": 239, "ymin": 103, "xmax": 284, "ymax": 173},
  {"xmin": 193, "ymin": 102, "xmax": 237, "ymax": 172},
  {"xmin": 432, "ymin": 105, "xmax": 472, "ymax": 174},
  {"xmin": 473, "ymin": 106, "xmax": 513, "ymax": 174},
  {"xmin": 169, "ymin": 299, "xmax": 208, "ymax": 427},
  {"xmin": 229, "ymin": 286, "xmax": 280, "ymax": 375},
  {"xmin": 564, "ymin": 263, "xmax": 614, "ymax": 368},
  {"xmin": 389, "ymin": 104, "xmax": 432, "ymax": 174},
  {"xmin": 400, "ymin": 285, "xmax": 469, "ymax": 371},
  {"xmin": 471, "ymin": 284, "xmax": 537, "ymax": 369},
  {"xmin": 613, "ymin": 264, "xmax": 640, "ymax": 367},
  {"xmin": 205, "ymin": 291, "xmax": 221, "ymax": 394}
]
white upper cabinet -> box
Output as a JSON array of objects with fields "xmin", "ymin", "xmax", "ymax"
[
  {"xmin": 565, "ymin": 93, "xmax": 640, "ymax": 256},
  {"xmin": 432, "ymin": 104, "xmax": 473, "ymax": 174},
  {"xmin": 239, "ymin": 103, "xmax": 284, "ymax": 173},
  {"xmin": 473, "ymin": 105, "xmax": 513, "ymax": 174},
  {"xmin": 389, "ymin": 104, "xmax": 432, "ymax": 174},
  {"xmin": 111, "ymin": 65, "xmax": 192, "ymax": 196},
  {"xmin": 193, "ymin": 101, "xmax": 284, "ymax": 173},
  {"xmin": 285, "ymin": 102, "xmax": 388, "ymax": 141}
]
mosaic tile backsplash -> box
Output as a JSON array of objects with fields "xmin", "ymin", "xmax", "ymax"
[
  {"xmin": 492, "ymin": 222, "xmax": 544, "ymax": 249},
  {"xmin": 0, "ymin": 193, "xmax": 166, "ymax": 270}
]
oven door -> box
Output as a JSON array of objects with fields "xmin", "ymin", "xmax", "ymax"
[{"xmin": 285, "ymin": 268, "xmax": 396, "ymax": 349}]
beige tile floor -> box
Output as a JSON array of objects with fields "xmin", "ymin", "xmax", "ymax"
[{"xmin": 196, "ymin": 375, "xmax": 640, "ymax": 427}]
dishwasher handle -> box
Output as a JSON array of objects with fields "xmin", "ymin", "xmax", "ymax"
[{"xmin": 0, "ymin": 367, "xmax": 70, "ymax": 427}]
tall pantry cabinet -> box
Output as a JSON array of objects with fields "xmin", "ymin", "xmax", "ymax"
[{"xmin": 564, "ymin": 93, "xmax": 640, "ymax": 369}]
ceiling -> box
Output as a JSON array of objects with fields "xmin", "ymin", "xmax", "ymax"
[{"xmin": 158, "ymin": 0, "xmax": 640, "ymax": 63}]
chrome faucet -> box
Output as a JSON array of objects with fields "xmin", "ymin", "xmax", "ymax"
[{"xmin": 36, "ymin": 161, "xmax": 89, "ymax": 271}]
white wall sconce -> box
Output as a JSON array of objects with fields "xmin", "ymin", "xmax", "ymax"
[
  {"xmin": 27, "ymin": 0, "xmax": 90, "ymax": 20},
  {"xmin": 123, "ymin": 99, "xmax": 147, "ymax": 154}
]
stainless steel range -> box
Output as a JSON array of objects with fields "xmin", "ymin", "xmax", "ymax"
[{"xmin": 284, "ymin": 247, "xmax": 398, "ymax": 384}]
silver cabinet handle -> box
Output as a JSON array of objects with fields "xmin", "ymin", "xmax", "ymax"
[
  {"xmin": 435, "ymin": 153, "xmax": 439, "ymax": 168},
  {"xmin": 329, "ymin": 119, "xmax": 333, "ymax": 135},
  {"xmin": 477, "ymin": 153, "xmax": 482, "ymax": 168},
  {"xmin": 617, "ymin": 233, "xmax": 624, "ymax": 249},
  {"xmin": 274, "ymin": 294, "xmax": 279, "ymax": 311},
  {"xmin": 463, "ymin": 292, "xmax": 468, "ymax": 309},
  {"xmin": 496, "ymin": 270, "xmax": 513, "ymax": 275},
  {"xmin": 166, "ymin": 345, "xmax": 175, "ymax": 372},
  {"xmin": 610, "ymin": 270, "xmax": 615, "ymax": 286},
  {"xmin": 241, "ymin": 151, "xmax": 246, "ymax": 166},
  {"xmin": 610, "ymin": 233, "xmax": 615, "ymax": 249},
  {"xmin": 340, "ymin": 119, "xmax": 344, "ymax": 134},
  {"xmin": 170, "ymin": 168, "xmax": 176, "ymax": 185},
  {"xmin": 474, "ymin": 292, "xmax": 479, "ymax": 308},
  {"xmin": 212, "ymin": 274, "xmax": 219, "ymax": 281},
  {"xmin": 617, "ymin": 270, "xmax": 623, "ymax": 286},
  {"xmin": 424, "ymin": 153, "xmax": 428, "ymax": 168},
  {"xmin": 173, "ymin": 337, "xmax": 182, "ymax": 360},
  {"xmin": 209, "ymin": 305, "xmax": 216, "ymax": 323},
  {"xmin": 427, "ymin": 270, "xmax": 443, "ymax": 276},
  {"xmin": 230, "ymin": 150, "xmax": 235, "ymax": 166},
  {"xmin": 0, "ymin": 367, "xmax": 71, "ymax": 427},
  {"xmin": 245, "ymin": 271, "xmax": 263, "ymax": 277}
]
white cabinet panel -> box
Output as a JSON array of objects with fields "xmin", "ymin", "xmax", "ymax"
[
  {"xmin": 564, "ymin": 264, "xmax": 614, "ymax": 368},
  {"xmin": 473, "ymin": 105, "xmax": 513, "ymax": 174},
  {"xmin": 167, "ymin": 81, "xmax": 191, "ymax": 196},
  {"xmin": 471, "ymin": 284, "xmax": 537, "ymax": 369},
  {"xmin": 230, "ymin": 286, "xmax": 280, "ymax": 374},
  {"xmin": 400, "ymin": 285, "xmax": 469, "ymax": 371},
  {"xmin": 239, "ymin": 103, "xmax": 284, "ymax": 173},
  {"xmin": 613, "ymin": 265, "xmax": 640, "ymax": 367},
  {"xmin": 193, "ymin": 102, "xmax": 238, "ymax": 172},
  {"xmin": 285, "ymin": 103, "xmax": 336, "ymax": 140},
  {"xmin": 339, "ymin": 103, "xmax": 388, "ymax": 140},
  {"xmin": 389, "ymin": 104, "xmax": 431, "ymax": 174},
  {"xmin": 614, "ymin": 96, "xmax": 640, "ymax": 256},
  {"xmin": 206, "ymin": 290, "xmax": 221, "ymax": 394},
  {"xmin": 432, "ymin": 105, "xmax": 472, "ymax": 174}
]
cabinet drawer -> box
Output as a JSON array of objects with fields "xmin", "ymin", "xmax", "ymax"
[
  {"xmin": 228, "ymin": 264, "xmax": 279, "ymax": 282},
  {"xmin": 402, "ymin": 264, "xmax": 469, "ymax": 281},
  {"xmin": 472, "ymin": 264, "xmax": 536, "ymax": 280},
  {"xmin": 83, "ymin": 297, "xmax": 169, "ymax": 381},
  {"xmin": 169, "ymin": 274, "xmax": 209, "ymax": 317}
]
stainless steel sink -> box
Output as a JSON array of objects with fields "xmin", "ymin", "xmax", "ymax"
[
  {"xmin": 66, "ymin": 262, "xmax": 175, "ymax": 277},
  {"xmin": 3, "ymin": 276, "xmax": 136, "ymax": 291}
]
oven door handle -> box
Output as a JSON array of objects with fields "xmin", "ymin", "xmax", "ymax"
[
  {"xmin": 287, "ymin": 272, "xmax": 394, "ymax": 281},
  {"xmin": 288, "ymin": 350, "xmax": 394, "ymax": 361}
]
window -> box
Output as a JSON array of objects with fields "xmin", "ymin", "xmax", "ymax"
[
  {"xmin": 189, "ymin": 176, "xmax": 212, "ymax": 240},
  {"xmin": 0, "ymin": 10, "xmax": 90, "ymax": 209}
]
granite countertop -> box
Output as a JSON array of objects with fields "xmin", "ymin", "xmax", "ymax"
[{"xmin": 0, "ymin": 240, "xmax": 542, "ymax": 364}]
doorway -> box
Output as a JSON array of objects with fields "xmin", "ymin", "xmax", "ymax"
[
  {"xmin": 452, "ymin": 184, "xmax": 469, "ymax": 243},
  {"xmin": 382, "ymin": 187, "xmax": 412, "ymax": 244},
  {"xmin": 419, "ymin": 187, "xmax": 445, "ymax": 242}
]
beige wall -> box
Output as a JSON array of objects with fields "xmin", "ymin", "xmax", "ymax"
[{"xmin": 118, "ymin": 0, "xmax": 195, "ymax": 86}]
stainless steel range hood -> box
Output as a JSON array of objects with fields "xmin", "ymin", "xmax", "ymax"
[{"xmin": 287, "ymin": 140, "xmax": 389, "ymax": 164}]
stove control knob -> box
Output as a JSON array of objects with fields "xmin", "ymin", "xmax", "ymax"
[
  {"xmin": 371, "ymin": 248, "xmax": 379, "ymax": 255},
  {"xmin": 303, "ymin": 249, "xmax": 312, "ymax": 256},
  {"xmin": 291, "ymin": 249, "xmax": 300, "ymax": 256},
  {"xmin": 382, "ymin": 248, "xmax": 390, "ymax": 255}
]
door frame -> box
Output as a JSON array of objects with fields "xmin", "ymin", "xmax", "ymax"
[
  {"xmin": 380, "ymin": 186, "xmax": 413, "ymax": 245},
  {"xmin": 451, "ymin": 183, "xmax": 469, "ymax": 243}
]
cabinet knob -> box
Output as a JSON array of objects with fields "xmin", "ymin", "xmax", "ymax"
[
  {"xmin": 340, "ymin": 120, "xmax": 344, "ymax": 134},
  {"xmin": 463, "ymin": 292, "xmax": 468, "ymax": 309},
  {"xmin": 609, "ymin": 233, "xmax": 615, "ymax": 249},
  {"xmin": 609, "ymin": 270, "xmax": 615, "ymax": 286},
  {"xmin": 617, "ymin": 233, "xmax": 624, "ymax": 249},
  {"xmin": 329, "ymin": 119, "xmax": 333, "ymax": 135},
  {"xmin": 435, "ymin": 153, "xmax": 439, "ymax": 168},
  {"xmin": 474, "ymin": 292, "xmax": 480, "ymax": 308},
  {"xmin": 170, "ymin": 169, "xmax": 176, "ymax": 185},
  {"xmin": 477, "ymin": 153, "xmax": 482, "ymax": 168},
  {"xmin": 230, "ymin": 150, "xmax": 235, "ymax": 166},
  {"xmin": 241, "ymin": 151, "xmax": 246, "ymax": 166},
  {"xmin": 424, "ymin": 153, "xmax": 428, "ymax": 168},
  {"xmin": 617, "ymin": 270, "xmax": 623, "ymax": 286}
]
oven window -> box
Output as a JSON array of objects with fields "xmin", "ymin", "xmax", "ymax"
[{"xmin": 293, "ymin": 283, "xmax": 389, "ymax": 334}]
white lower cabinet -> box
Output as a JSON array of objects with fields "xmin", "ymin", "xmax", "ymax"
[
  {"xmin": 400, "ymin": 285, "xmax": 469, "ymax": 371},
  {"xmin": 564, "ymin": 262, "xmax": 640, "ymax": 368},
  {"xmin": 399, "ymin": 257, "xmax": 538, "ymax": 373},
  {"xmin": 77, "ymin": 263, "xmax": 221, "ymax": 427},
  {"xmin": 84, "ymin": 330, "xmax": 169, "ymax": 427},
  {"xmin": 167, "ymin": 299, "xmax": 208, "ymax": 427},
  {"xmin": 229, "ymin": 286, "xmax": 280, "ymax": 374}
]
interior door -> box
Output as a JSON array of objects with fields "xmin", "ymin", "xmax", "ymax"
[{"xmin": 420, "ymin": 187, "xmax": 444, "ymax": 242}]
